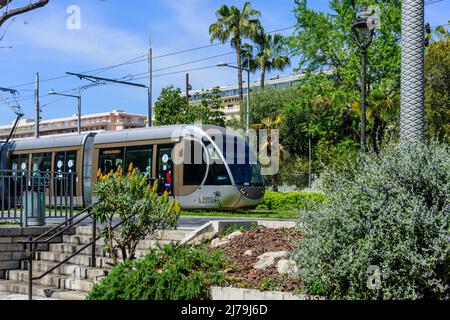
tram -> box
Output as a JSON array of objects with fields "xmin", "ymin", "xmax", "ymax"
[{"xmin": 0, "ymin": 125, "xmax": 265, "ymax": 210}]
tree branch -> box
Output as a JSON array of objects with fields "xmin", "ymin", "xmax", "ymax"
[{"xmin": 0, "ymin": 0, "xmax": 49, "ymax": 28}]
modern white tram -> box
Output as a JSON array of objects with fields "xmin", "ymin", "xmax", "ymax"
[{"xmin": 0, "ymin": 125, "xmax": 265, "ymax": 210}]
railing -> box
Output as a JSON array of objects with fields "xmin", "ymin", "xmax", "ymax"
[
  {"xmin": 0, "ymin": 170, "xmax": 77, "ymax": 226},
  {"xmin": 17, "ymin": 204, "xmax": 125, "ymax": 300}
]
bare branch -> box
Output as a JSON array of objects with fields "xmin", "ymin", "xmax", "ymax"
[
  {"xmin": 0, "ymin": 1, "xmax": 12, "ymax": 10},
  {"xmin": 0, "ymin": 0, "xmax": 49, "ymax": 28}
]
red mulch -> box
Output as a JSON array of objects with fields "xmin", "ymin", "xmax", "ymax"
[{"xmin": 216, "ymin": 226, "xmax": 302, "ymax": 292}]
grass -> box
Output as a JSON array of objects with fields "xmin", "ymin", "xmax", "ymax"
[{"xmin": 180, "ymin": 209, "xmax": 299, "ymax": 220}]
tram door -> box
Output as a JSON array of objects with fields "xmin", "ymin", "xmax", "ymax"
[
  {"xmin": 156, "ymin": 145, "xmax": 174, "ymax": 196},
  {"xmin": 54, "ymin": 151, "xmax": 77, "ymax": 196}
]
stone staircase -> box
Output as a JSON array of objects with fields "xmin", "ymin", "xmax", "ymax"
[{"xmin": 0, "ymin": 226, "xmax": 193, "ymax": 300}]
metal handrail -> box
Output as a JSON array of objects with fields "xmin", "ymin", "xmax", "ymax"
[
  {"xmin": 15, "ymin": 205, "xmax": 107, "ymax": 300},
  {"xmin": 32, "ymin": 220, "xmax": 123, "ymax": 282}
]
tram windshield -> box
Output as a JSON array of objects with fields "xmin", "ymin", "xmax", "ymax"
[{"xmin": 209, "ymin": 134, "xmax": 264, "ymax": 187}]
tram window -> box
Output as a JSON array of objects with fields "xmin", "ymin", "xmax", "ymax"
[
  {"xmin": 125, "ymin": 146, "xmax": 152, "ymax": 177},
  {"xmin": 203, "ymin": 141, "xmax": 231, "ymax": 186},
  {"xmin": 99, "ymin": 148, "xmax": 124, "ymax": 174},
  {"xmin": 10, "ymin": 154, "xmax": 29, "ymax": 175},
  {"xmin": 183, "ymin": 140, "xmax": 207, "ymax": 186},
  {"xmin": 31, "ymin": 153, "xmax": 52, "ymax": 173}
]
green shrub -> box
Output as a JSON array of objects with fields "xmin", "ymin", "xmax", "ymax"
[
  {"xmin": 92, "ymin": 165, "xmax": 180, "ymax": 263},
  {"xmin": 293, "ymin": 141, "xmax": 450, "ymax": 299},
  {"xmin": 256, "ymin": 190, "xmax": 327, "ymax": 211},
  {"xmin": 86, "ymin": 244, "xmax": 228, "ymax": 300}
]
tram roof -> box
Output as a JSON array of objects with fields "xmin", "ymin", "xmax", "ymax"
[
  {"xmin": 7, "ymin": 133, "xmax": 94, "ymax": 151},
  {"xmin": 92, "ymin": 124, "xmax": 237, "ymax": 145}
]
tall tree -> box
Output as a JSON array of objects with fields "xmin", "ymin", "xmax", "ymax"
[
  {"xmin": 244, "ymin": 33, "xmax": 291, "ymax": 88},
  {"xmin": 286, "ymin": 0, "xmax": 402, "ymax": 149},
  {"xmin": 425, "ymin": 25, "xmax": 450, "ymax": 143},
  {"xmin": 0, "ymin": 0, "xmax": 49, "ymax": 29},
  {"xmin": 154, "ymin": 85, "xmax": 226, "ymax": 126},
  {"xmin": 209, "ymin": 1, "xmax": 262, "ymax": 102}
]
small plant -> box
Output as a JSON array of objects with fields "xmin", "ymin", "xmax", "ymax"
[
  {"xmin": 86, "ymin": 244, "xmax": 229, "ymax": 300},
  {"xmin": 92, "ymin": 164, "xmax": 180, "ymax": 264},
  {"xmin": 220, "ymin": 223, "xmax": 259, "ymax": 237}
]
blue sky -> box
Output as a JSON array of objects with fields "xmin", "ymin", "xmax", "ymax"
[{"xmin": 0, "ymin": 0, "xmax": 449, "ymax": 125}]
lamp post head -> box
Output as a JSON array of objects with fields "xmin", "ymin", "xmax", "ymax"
[
  {"xmin": 352, "ymin": 5, "xmax": 375, "ymax": 49},
  {"xmin": 48, "ymin": 89, "xmax": 56, "ymax": 95},
  {"xmin": 217, "ymin": 62, "xmax": 229, "ymax": 67}
]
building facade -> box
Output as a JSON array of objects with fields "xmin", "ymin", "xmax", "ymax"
[
  {"xmin": 0, "ymin": 109, "xmax": 147, "ymax": 140},
  {"xmin": 182, "ymin": 73, "xmax": 306, "ymax": 120}
]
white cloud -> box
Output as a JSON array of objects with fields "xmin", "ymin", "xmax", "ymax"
[{"xmin": 6, "ymin": 7, "xmax": 147, "ymax": 66}]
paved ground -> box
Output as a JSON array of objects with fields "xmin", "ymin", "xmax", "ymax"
[
  {"xmin": 0, "ymin": 292, "xmax": 54, "ymax": 300},
  {"xmin": 2, "ymin": 215, "xmax": 295, "ymax": 230}
]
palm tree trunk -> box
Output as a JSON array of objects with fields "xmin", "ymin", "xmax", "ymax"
[
  {"xmin": 261, "ymin": 62, "xmax": 266, "ymax": 89},
  {"xmin": 235, "ymin": 37, "xmax": 244, "ymax": 102}
]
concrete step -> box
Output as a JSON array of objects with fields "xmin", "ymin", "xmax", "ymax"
[
  {"xmin": 73, "ymin": 227, "xmax": 193, "ymax": 241},
  {"xmin": 36, "ymin": 251, "xmax": 114, "ymax": 269},
  {"xmin": 6, "ymin": 269, "xmax": 97, "ymax": 293},
  {"xmin": 23, "ymin": 260, "xmax": 107, "ymax": 281},
  {"xmin": 62, "ymin": 234, "xmax": 178, "ymax": 249},
  {"xmin": 49, "ymin": 243, "xmax": 108, "ymax": 256},
  {"xmin": 0, "ymin": 279, "xmax": 86, "ymax": 300}
]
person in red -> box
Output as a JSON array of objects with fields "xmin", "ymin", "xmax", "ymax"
[{"xmin": 165, "ymin": 168, "xmax": 172, "ymax": 194}]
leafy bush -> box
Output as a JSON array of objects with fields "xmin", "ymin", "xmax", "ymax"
[
  {"xmin": 86, "ymin": 244, "xmax": 228, "ymax": 300},
  {"xmin": 293, "ymin": 142, "xmax": 450, "ymax": 299},
  {"xmin": 256, "ymin": 190, "xmax": 326, "ymax": 211},
  {"xmin": 92, "ymin": 164, "xmax": 180, "ymax": 263}
]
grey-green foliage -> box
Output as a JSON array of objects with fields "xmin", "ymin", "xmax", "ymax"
[{"xmin": 293, "ymin": 142, "xmax": 450, "ymax": 299}]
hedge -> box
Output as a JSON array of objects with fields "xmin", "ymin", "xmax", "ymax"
[{"xmin": 256, "ymin": 190, "xmax": 327, "ymax": 211}]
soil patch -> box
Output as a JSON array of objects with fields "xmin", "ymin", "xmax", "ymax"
[{"xmin": 217, "ymin": 226, "xmax": 302, "ymax": 292}]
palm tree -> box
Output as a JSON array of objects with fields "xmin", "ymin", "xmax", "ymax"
[
  {"xmin": 209, "ymin": 2, "xmax": 262, "ymax": 102},
  {"xmin": 252, "ymin": 115, "xmax": 285, "ymax": 191},
  {"xmin": 244, "ymin": 33, "xmax": 291, "ymax": 89}
]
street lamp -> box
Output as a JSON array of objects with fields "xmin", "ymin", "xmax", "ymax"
[
  {"xmin": 217, "ymin": 62, "xmax": 251, "ymax": 135},
  {"xmin": 49, "ymin": 89, "xmax": 82, "ymax": 134},
  {"xmin": 352, "ymin": 5, "xmax": 375, "ymax": 151}
]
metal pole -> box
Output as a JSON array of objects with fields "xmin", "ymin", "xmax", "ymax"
[
  {"xmin": 400, "ymin": 0, "xmax": 425, "ymax": 143},
  {"xmin": 77, "ymin": 95, "xmax": 81, "ymax": 134},
  {"xmin": 246, "ymin": 69, "xmax": 250, "ymax": 136},
  {"xmin": 34, "ymin": 73, "xmax": 40, "ymax": 139},
  {"xmin": 148, "ymin": 46, "xmax": 153, "ymax": 127},
  {"xmin": 91, "ymin": 214, "xmax": 96, "ymax": 268},
  {"xmin": 308, "ymin": 136, "xmax": 312, "ymax": 188},
  {"xmin": 361, "ymin": 49, "xmax": 367, "ymax": 151},
  {"xmin": 186, "ymin": 73, "xmax": 190, "ymax": 105}
]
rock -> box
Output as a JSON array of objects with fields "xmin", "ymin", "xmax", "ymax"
[
  {"xmin": 254, "ymin": 251, "xmax": 287, "ymax": 270},
  {"xmin": 277, "ymin": 259, "xmax": 299, "ymax": 276},
  {"xmin": 244, "ymin": 250, "xmax": 253, "ymax": 256},
  {"xmin": 224, "ymin": 231, "xmax": 243, "ymax": 241},
  {"xmin": 211, "ymin": 238, "xmax": 230, "ymax": 248}
]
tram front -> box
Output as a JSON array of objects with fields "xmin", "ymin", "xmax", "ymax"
[{"xmin": 203, "ymin": 126, "xmax": 266, "ymax": 209}]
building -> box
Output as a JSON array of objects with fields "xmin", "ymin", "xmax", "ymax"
[
  {"xmin": 182, "ymin": 73, "xmax": 306, "ymax": 120},
  {"xmin": 0, "ymin": 109, "xmax": 147, "ymax": 140}
]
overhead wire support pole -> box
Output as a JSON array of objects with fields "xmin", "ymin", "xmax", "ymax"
[
  {"xmin": 35, "ymin": 72, "xmax": 40, "ymax": 139},
  {"xmin": 148, "ymin": 45, "xmax": 153, "ymax": 127}
]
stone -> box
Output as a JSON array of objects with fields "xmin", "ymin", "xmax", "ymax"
[
  {"xmin": 254, "ymin": 251, "xmax": 287, "ymax": 270},
  {"xmin": 244, "ymin": 250, "xmax": 253, "ymax": 256},
  {"xmin": 277, "ymin": 259, "xmax": 299, "ymax": 276},
  {"xmin": 224, "ymin": 231, "xmax": 243, "ymax": 241},
  {"xmin": 210, "ymin": 238, "xmax": 230, "ymax": 249}
]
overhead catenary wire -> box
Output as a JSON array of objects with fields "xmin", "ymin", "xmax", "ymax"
[{"xmin": 5, "ymin": 26, "xmax": 297, "ymax": 90}]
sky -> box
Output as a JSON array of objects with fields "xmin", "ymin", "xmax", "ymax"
[{"xmin": 0, "ymin": 0, "xmax": 449, "ymax": 125}]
